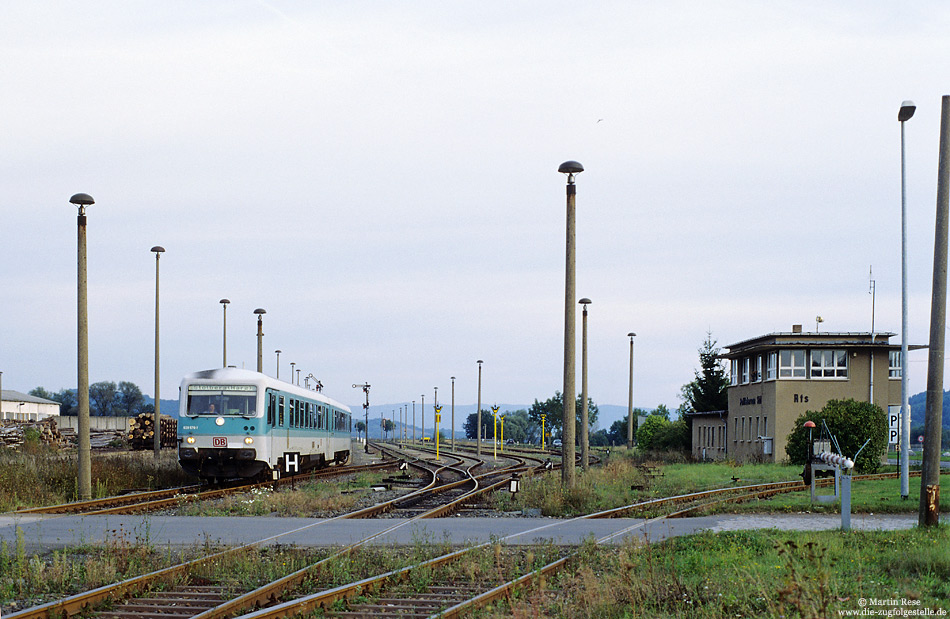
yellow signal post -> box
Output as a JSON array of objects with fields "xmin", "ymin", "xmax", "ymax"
[
  {"xmin": 541, "ymin": 414, "xmax": 546, "ymax": 450},
  {"xmin": 500, "ymin": 415, "xmax": 505, "ymax": 452},
  {"xmin": 491, "ymin": 405, "xmax": 500, "ymax": 461},
  {"xmin": 435, "ymin": 405, "xmax": 443, "ymax": 461}
]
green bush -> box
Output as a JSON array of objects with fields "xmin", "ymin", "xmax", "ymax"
[
  {"xmin": 637, "ymin": 415, "xmax": 689, "ymax": 451},
  {"xmin": 784, "ymin": 399, "xmax": 888, "ymax": 473}
]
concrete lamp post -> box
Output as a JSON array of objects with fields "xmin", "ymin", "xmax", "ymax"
[
  {"xmin": 275, "ymin": 350, "xmax": 281, "ymax": 379},
  {"xmin": 220, "ymin": 299, "xmax": 230, "ymax": 367},
  {"xmin": 558, "ymin": 160, "xmax": 584, "ymax": 488},
  {"xmin": 627, "ymin": 332, "xmax": 636, "ymax": 448},
  {"xmin": 254, "ymin": 308, "xmax": 266, "ymax": 373},
  {"xmin": 70, "ymin": 192, "xmax": 94, "ymax": 500},
  {"xmin": 151, "ymin": 246, "xmax": 165, "ymax": 458},
  {"xmin": 476, "ymin": 360, "xmax": 483, "ymax": 456},
  {"xmin": 579, "ymin": 298, "xmax": 591, "ymax": 471}
]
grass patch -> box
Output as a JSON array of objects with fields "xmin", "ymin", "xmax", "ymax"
[
  {"xmin": 497, "ymin": 455, "xmax": 802, "ymax": 517},
  {"xmin": 484, "ymin": 526, "xmax": 950, "ymax": 618},
  {"xmin": 0, "ymin": 450, "xmax": 194, "ymax": 510},
  {"xmin": 176, "ymin": 471, "xmax": 393, "ymax": 517}
]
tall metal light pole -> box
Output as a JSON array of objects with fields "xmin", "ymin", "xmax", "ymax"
[
  {"xmin": 899, "ymin": 100, "xmax": 916, "ymax": 499},
  {"xmin": 151, "ymin": 246, "xmax": 165, "ymax": 458},
  {"xmin": 412, "ymin": 400, "xmax": 416, "ymax": 443},
  {"xmin": 275, "ymin": 350, "xmax": 281, "ymax": 379},
  {"xmin": 920, "ymin": 95, "xmax": 950, "ymax": 527},
  {"xmin": 254, "ymin": 308, "xmax": 266, "ymax": 373},
  {"xmin": 70, "ymin": 192, "xmax": 94, "ymax": 500},
  {"xmin": 220, "ymin": 299, "xmax": 230, "ymax": 367},
  {"xmin": 476, "ymin": 360, "xmax": 483, "ymax": 456},
  {"xmin": 353, "ymin": 383, "xmax": 371, "ymax": 452},
  {"xmin": 579, "ymin": 298, "xmax": 591, "ymax": 471},
  {"xmin": 450, "ymin": 376, "xmax": 456, "ymax": 450},
  {"xmin": 559, "ymin": 160, "xmax": 583, "ymax": 488},
  {"xmin": 290, "ymin": 362, "xmax": 296, "ymax": 383},
  {"xmin": 296, "ymin": 368, "xmax": 301, "ymax": 386},
  {"xmin": 627, "ymin": 332, "xmax": 637, "ymax": 448},
  {"xmin": 421, "ymin": 394, "xmax": 425, "ymax": 443}
]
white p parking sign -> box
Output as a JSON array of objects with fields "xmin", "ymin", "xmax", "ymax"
[{"xmin": 888, "ymin": 407, "xmax": 900, "ymax": 445}]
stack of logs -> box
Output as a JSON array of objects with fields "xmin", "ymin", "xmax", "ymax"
[
  {"xmin": 0, "ymin": 417, "xmax": 68, "ymax": 449},
  {"xmin": 127, "ymin": 413, "xmax": 178, "ymax": 450}
]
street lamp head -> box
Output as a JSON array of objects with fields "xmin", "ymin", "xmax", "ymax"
[
  {"xmin": 220, "ymin": 298, "xmax": 230, "ymax": 305},
  {"xmin": 558, "ymin": 161, "xmax": 584, "ymax": 175},
  {"xmin": 253, "ymin": 308, "xmax": 266, "ymax": 315},
  {"xmin": 70, "ymin": 193, "xmax": 95, "ymax": 206},
  {"xmin": 558, "ymin": 160, "xmax": 584, "ymax": 185},
  {"xmin": 275, "ymin": 349, "xmax": 281, "ymax": 354},
  {"xmin": 69, "ymin": 192, "xmax": 94, "ymax": 215},
  {"xmin": 628, "ymin": 332, "xmax": 636, "ymax": 338},
  {"xmin": 898, "ymin": 100, "xmax": 916, "ymax": 122},
  {"xmin": 151, "ymin": 246, "xmax": 165, "ymax": 254},
  {"xmin": 477, "ymin": 359, "xmax": 483, "ymax": 365},
  {"xmin": 804, "ymin": 420, "xmax": 817, "ymax": 428},
  {"xmin": 578, "ymin": 297, "xmax": 591, "ymax": 305}
]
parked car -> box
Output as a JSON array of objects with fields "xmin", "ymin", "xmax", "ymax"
[{"xmin": 552, "ymin": 439, "xmax": 562, "ymax": 447}]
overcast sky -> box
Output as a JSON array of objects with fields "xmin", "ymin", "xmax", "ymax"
[{"xmin": 3, "ymin": 2, "xmax": 950, "ymax": 417}]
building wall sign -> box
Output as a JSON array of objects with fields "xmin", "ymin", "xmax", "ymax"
[
  {"xmin": 739, "ymin": 396, "xmax": 761, "ymax": 406},
  {"xmin": 793, "ymin": 394, "xmax": 810, "ymax": 403}
]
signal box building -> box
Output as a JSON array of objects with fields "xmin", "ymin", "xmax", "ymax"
[{"xmin": 690, "ymin": 326, "xmax": 901, "ymax": 463}]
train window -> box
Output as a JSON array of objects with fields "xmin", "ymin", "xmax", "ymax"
[
  {"xmin": 267, "ymin": 393, "xmax": 276, "ymax": 426},
  {"xmin": 308, "ymin": 402, "xmax": 314, "ymax": 428},
  {"xmin": 279, "ymin": 396, "xmax": 285, "ymax": 426},
  {"xmin": 318, "ymin": 405, "xmax": 324, "ymax": 430},
  {"xmin": 186, "ymin": 385, "xmax": 257, "ymax": 417}
]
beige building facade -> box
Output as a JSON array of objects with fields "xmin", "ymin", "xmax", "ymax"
[{"xmin": 691, "ymin": 326, "xmax": 901, "ymax": 463}]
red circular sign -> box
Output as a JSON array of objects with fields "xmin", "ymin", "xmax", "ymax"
[{"xmin": 919, "ymin": 435, "xmax": 925, "ymax": 443}]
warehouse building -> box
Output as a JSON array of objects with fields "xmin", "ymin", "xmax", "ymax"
[{"xmin": 0, "ymin": 390, "xmax": 61, "ymax": 421}]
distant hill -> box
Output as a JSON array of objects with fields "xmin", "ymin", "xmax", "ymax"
[
  {"xmin": 143, "ymin": 396, "xmax": 180, "ymax": 417},
  {"xmin": 909, "ymin": 390, "xmax": 950, "ymax": 429}
]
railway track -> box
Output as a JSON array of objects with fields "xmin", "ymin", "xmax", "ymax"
[
  {"xmin": 12, "ymin": 460, "xmax": 401, "ymax": 517},
  {"xmin": 7, "ymin": 459, "xmax": 912, "ymax": 619}
]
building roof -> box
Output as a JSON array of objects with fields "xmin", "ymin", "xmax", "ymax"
[
  {"xmin": 725, "ymin": 331, "xmax": 901, "ymax": 357},
  {"xmin": 0, "ymin": 390, "xmax": 60, "ymax": 405}
]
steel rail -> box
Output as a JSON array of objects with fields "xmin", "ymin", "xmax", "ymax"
[{"xmin": 12, "ymin": 461, "xmax": 399, "ymax": 517}]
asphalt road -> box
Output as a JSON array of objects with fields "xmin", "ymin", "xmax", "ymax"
[{"xmin": 0, "ymin": 512, "xmax": 918, "ymax": 555}]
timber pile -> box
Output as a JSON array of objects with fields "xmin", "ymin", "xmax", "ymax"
[
  {"xmin": 128, "ymin": 413, "xmax": 177, "ymax": 450},
  {"xmin": 0, "ymin": 418, "xmax": 68, "ymax": 449}
]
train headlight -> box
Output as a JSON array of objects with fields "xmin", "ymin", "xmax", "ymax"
[
  {"xmin": 215, "ymin": 417, "xmax": 225, "ymax": 426},
  {"xmin": 244, "ymin": 436, "xmax": 254, "ymax": 445},
  {"xmin": 186, "ymin": 436, "xmax": 196, "ymax": 444}
]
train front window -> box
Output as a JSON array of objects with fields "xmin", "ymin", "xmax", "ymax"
[{"xmin": 186, "ymin": 385, "xmax": 258, "ymax": 417}]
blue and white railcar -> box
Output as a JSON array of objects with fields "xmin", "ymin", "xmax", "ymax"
[{"xmin": 177, "ymin": 368, "xmax": 352, "ymax": 480}]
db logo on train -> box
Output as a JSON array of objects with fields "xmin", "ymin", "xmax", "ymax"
[{"xmin": 213, "ymin": 437, "xmax": 227, "ymax": 447}]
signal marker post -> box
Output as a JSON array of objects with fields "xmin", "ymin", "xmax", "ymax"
[
  {"xmin": 492, "ymin": 405, "xmax": 500, "ymax": 461},
  {"xmin": 434, "ymin": 405, "xmax": 443, "ymax": 461},
  {"xmin": 541, "ymin": 414, "xmax": 546, "ymax": 451},
  {"xmin": 500, "ymin": 415, "xmax": 505, "ymax": 452}
]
